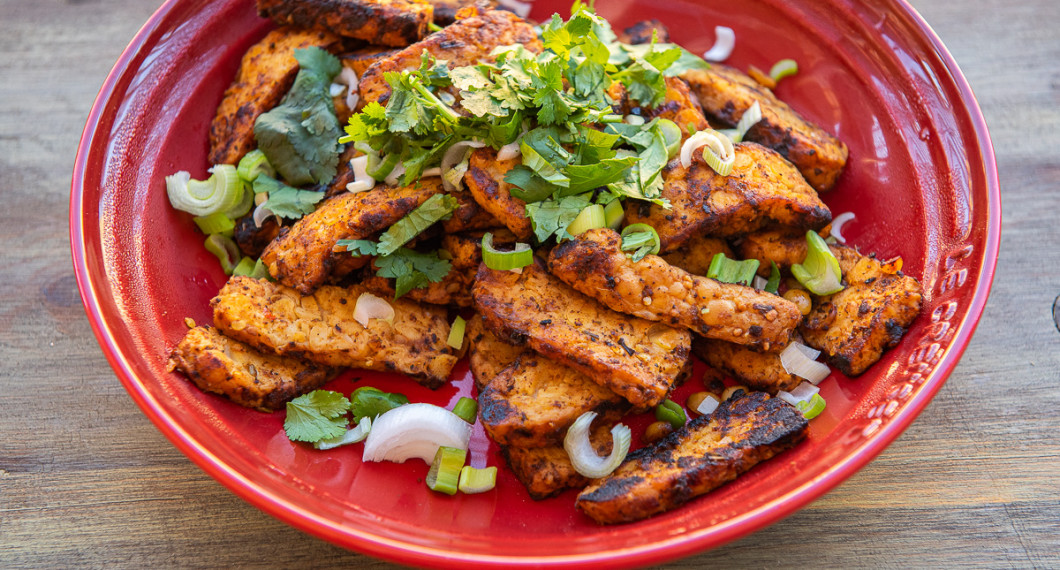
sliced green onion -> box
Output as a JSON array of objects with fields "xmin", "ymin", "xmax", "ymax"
[
  {"xmin": 707, "ymin": 253, "xmax": 760, "ymax": 286},
  {"xmin": 620, "ymin": 223, "xmax": 661, "ymax": 262},
  {"xmin": 654, "ymin": 398, "xmax": 686, "ymax": 429},
  {"xmin": 223, "ymin": 179, "xmax": 254, "ymax": 218},
  {"xmin": 428, "ymin": 21, "xmax": 443, "ymax": 32},
  {"xmin": 451, "ymin": 396, "xmax": 478, "ymax": 424},
  {"xmin": 231, "ymin": 256, "xmax": 256, "ymax": 277},
  {"xmin": 796, "ymin": 393, "xmax": 826, "ymax": 419},
  {"xmin": 769, "ymin": 58, "xmax": 799, "ymax": 82},
  {"xmin": 566, "ymin": 204, "xmax": 606, "ymax": 237},
  {"xmin": 623, "ymin": 114, "xmax": 645, "ymax": 126},
  {"xmin": 250, "ymin": 258, "xmax": 272, "ymax": 280},
  {"xmin": 426, "ymin": 446, "xmax": 467, "ymax": 495},
  {"xmin": 777, "ymin": 381, "xmax": 824, "ymax": 418},
  {"xmin": 656, "ymin": 118, "xmax": 682, "ymax": 159},
  {"xmin": 236, "ymin": 149, "xmax": 275, "ymax": 184},
  {"xmin": 314, "ymin": 416, "xmax": 372, "ymax": 450},
  {"xmin": 679, "ymin": 130, "xmax": 735, "ymax": 176},
  {"xmin": 791, "ymin": 230, "xmax": 844, "ymax": 295},
  {"xmin": 481, "ymin": 232, "xmax": 533, "ymax": 271},
  {"xmin": 366, "ymin": 151, "xmax": 399, "ymax": 181},
  {"xmin": 193, "ymin": 212, "xmax": 235, "ymax": 235},
  {"xmin": 604, "ymin": 199, "xmax": 625, "ymax": 230},
  {"xmin": 203, "ymin": 233, "xmax": 241, "ymax": 275},
  {"xmin": 458, "ymin": 465, "xmax": 497, "ymax": 494},
  {"xmin": 730, "ymin": 101, "xmax": 762, "ymax": 143},
  {"xmin": 166, "ymin": 164, "xmax": 244, "ymax": 217},
  {"xmin": 447, "ymin": 316, "xmax": 467, "ymax": 350},
  {"xmin": 765, "ymin": 260, "xmax": 781, "ymax": 294},
  {"xmin": 564, "ymin": 412, "xmax": 631, "ymax": 479},
  {"xmin": 350, "ymin": 386, "xmax": 409, "ymax": 422}
]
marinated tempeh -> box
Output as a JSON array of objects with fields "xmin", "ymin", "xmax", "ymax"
[
  {"xmin": 800, "ymin": 247, "xmax": 923, "ymax": 376},
  {"xmin": 465, "ymin": 148, "xmax": 534, "ymax": 240},
  {"xmin": 257, "ymin": 0, "xmax": 433, "ymax": 47},
  {"xmin": 261, "ymin": 178, "xmax": 443, "ymax": 294},
  {"xmin": 211, "ymin": 276, "xmax": 460, "ymax": 387},
  {"xmin": 624, "ymin": 142, "xmax": 832, "ymax": 252},
  {"xmin": 660, "ymin": 234, "xmax": 734, "ymax": 276},
  {"xmin": 503, "ymin": 423, "xmax": 615, "ymax": 500},
  {"xmin": 167, "ymin": 326, "xmax": 336, "ymax": 412},
  {"xmin": 547, "ymin": 229, "xmax": 802, "ymax": 351},
  {"xmin": 691, "ymin": 335, "xmax": 801, "ymax": 394},
  {"xmin": 208, "ymin": 28, "xmax": 339, "ymax": 166},
  {"xmin": 466, "ymin": 314, "xmax": 529, "ymax": 391},
  {"xmin": 640, "ymin": 77, "xmax": 710, "ymax": 135},
  {"xmin": 479, "ymin": 354, "xmax": 630, "ymax": 447},
  {"xmin": 473, "ymin": 259, "xmax": 691, "ymax": 408},
  {"xmin": 682, "ymin": 65, "xmax": 848, "ymax": 192},
  {"xmin": 576, "ymin": 392, "xmax": 808, "ymax": 524}
]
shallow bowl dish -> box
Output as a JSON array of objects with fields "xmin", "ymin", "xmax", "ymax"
[{"xmin": 71, "ymin": 0, "xmax": 999, "ymax": 567}]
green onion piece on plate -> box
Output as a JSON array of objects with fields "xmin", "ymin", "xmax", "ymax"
[
  {"xmin": 426, "ymin": 446, "xmax": 467, "ymax": 495},
  {"xmin": 447, "ymin": 316, "xmax": 467, "ymax": 350},
  {"xmin": 203, "ymin": 233, "xmax": 242, "ymax": 275},
  {"xmin": 231, "ymin": 256, "xmax": 256, "ymax": 277},
  {"xmin": 654, "ymin": 398, "xmax": 686, "ymax": 429},
  {"xmin": 769, "ymin": 58, "xmax": 799, "ymax": 82},
  {"xmin": 791, "ymin": 230, "xmax": 844, "ymax": 295},
  {"xmin": 604, "ymin": 199, "xmax": 625, "ymax": 230},
  {"xmin": 707, "ymin": 253, "xmax": 760, "ymax": 286},
  {"xmin": 350, "ymin": 386, "xmax": 409, "ymax": 422},
  {"xmin": 481, "ymin": 232, "xmax": 533, "ymax": 271},
  {"xmin": 796, "ymin": 393, "xmax": 827, "ymax": 419},
  {"xmin": 451, "ymin": 397, "xmax": 478, "ymax": 424},
  {"xmin": 620, "ymin": 223, "xmax": 661, "ymax": 262},
  {"xmin": 458, "ymin": 465, "xmax": 497, "ymax": 494},
  {"xmin": 236, "ymin": 149, "xmax": 275, "ymax": 184},
  {"xmin": 166, "ymin": 164, "xmax": 244, "ymax": 217},
  {"xmin": 250, "ymin": 258, "xmax": 272, "ymax": 280},
  {"xmin": 656, "ymin": 118, "xmax": 682, "ymax": 159},
  {"xmin": 193, "ymin": 212, "xmax": 235, "ymax": 235},
  {"xmin": 566, "ymin": 204, "xmax": 606, "ymax": 237}
]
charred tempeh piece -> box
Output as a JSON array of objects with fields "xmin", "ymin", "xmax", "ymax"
[
  {"xmin": 624, "ymin": 142, "xmax": 832, "ymax": 252},
  {"xmin": 618, "ymin": 19, "xmax": 670, "ymax": 45},
  {"xmin": 359, "ymin": 8, "xmax": 541, "ymax": 105},
  {"xmin": 472, "ymin": 259, "xmax": 691, "ymax": 408},
  {"xmin": 479, "ymin": 354, "xmax": 630, "ymax": 448},
  {"xmin": 547, "ymin": 229, "xmax": 802, "ymax": 351},
  {"xmin": 503, "ymin": 423, "xmax": 615, "ymax": 500},
  {"xmin": 639, "ymin": 77, "xmax": 710, "ymax": 135},
  {"xmin": 211, "ymin": 276, "xmax": 460, "ymax": 387},
  {"xmin": 691, "ymin": 335, "xmax": 801, "ymax": 395},
  {"xmin": 261, "ymin": 178, "xmax": 443, "ymax": 294},
  {"xmin": 660, "ymin": 234, "xmax": 734, "ymax": 276},
  {"xmin": 465, "ymin": 148, "xmax": 534, "ymax": 240},
  {"xmin": 256, "ymin": 0, "xmax": 433, "ymax": 47},
  {"xmin": 428, "ymin": 0, "xmax": 494, "ymax": 25},
  {"xmin": 208, "ymin": 28, "xmax": 339, "ymax": 166},
  {"xmin": 682, "ymin": 65, "xmax": 849, "ymax": 192},
  {"xmin": 800, "ymin": 246, "xmax": 923, "ymax": 376},
  {"xmin": 466, "ymin": 314, "xmax": 529, "ymax": 391},
  {"xmin": 576, "ymin": 392, "xmax": 808, "ymax": 524},
  {"xmin": 167, "ymin": 326, "xmax": 336, "ymax": 412}
]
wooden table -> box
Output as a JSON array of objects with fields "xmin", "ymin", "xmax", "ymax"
[{"xmin": 2, "ymin": 0, "xmax": 1057, "ymax": 566}]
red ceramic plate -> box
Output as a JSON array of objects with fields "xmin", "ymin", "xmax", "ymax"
[{"xmin": 71, "ymin": 0, "xmax": 999, "ymax": 567}]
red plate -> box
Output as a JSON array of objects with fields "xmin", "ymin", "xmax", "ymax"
[{"xmin": 71, "ymin": 0, "xmax": 999, "ymax": 567}]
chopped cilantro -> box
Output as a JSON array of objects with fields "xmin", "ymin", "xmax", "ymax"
[
  {"xmin": 284, "ymin": 390, "xmax": 351, "ymax": 443},
  {"xmin": 254, "ymin": 47, "xmax": 343, "ymax": 187},
  {"xmin": 253, "ymin": 175, "xmax": 325, "ymax": 219},
  {"xmin": 526, "ymin": 194, "xmax": 592, "ymax": 243},
  {"xmin": 335, "ymin": 239, "xmax": 378, "ymax": 256},
  {"xmin": 375, "ymin": 248, "xmax": 453, "ymax": 298},
  {"xmin": 376, "ymin": 194, "xmax": 458, "ymax": 256}
]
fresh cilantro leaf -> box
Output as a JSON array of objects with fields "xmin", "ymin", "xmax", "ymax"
[
  {"xmin": 621, "ymin": 230, "xmax": 660, "ymax": 262},
  {"xmin": 284, "ymin": 390, "xmax": 351, "ymax": 443},
  {"xmin": 336, "ymin": 239, "xmax": 378, "ymax": 256},
  {"xmin": 505, "ymin": 165, "xmax": 555, "ymax": 202},
  {"xmin": 339, "ymin": 101, "xmax": 388, "ymax": 144},
  {"xmin": 525, "ymin": 193, "xmax": 592, "ymax": 243},
  {"xmin": 254, "ymin": 47, "xmax": 342, "ymax": 187},
  {"xmin": 375, "ymin": 248, "xmax": 452, "ymax": 298},
  {"xmin": 563, "ymin": 156, "xmax": 638, "ymax": 195},
  {"xmin": 254, "ymin": 175, "xmax": 325, "ymax": 219},
  {"xmin": 377, "ymin": 194, "xmax": 459, "ymax": 256}
]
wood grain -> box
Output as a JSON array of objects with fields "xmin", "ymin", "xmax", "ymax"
[{"xmin": 1, "ymin": 0, "xmax": 1058, "ymax": 567}]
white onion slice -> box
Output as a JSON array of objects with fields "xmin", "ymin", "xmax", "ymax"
[
  {"xmin": 314, "ymin": 416, "xmax": 372, "ymax": 450},
  {"xmin": 779, "ymin": 341, "xmax": 831, "ymax": 385},
  {"xmin": 362, "ymin": 403, "xmax": 472, "ymax": 464},
  {"xmin": 680, "ymin": 130, "xmax": 735, "ymax": 175},
  {"xmin": 777, "ymin": 382, "xmax": 821, "ymax": 407},
  {"xmin": 385, "ymin": 163, "xmax": 406, "ymax": 187},
  {"xmin": 353, "ymin": 292, "xmax": 394, "ymax": 327},
  {"xmin": 752, "ymin": 275, "xmax": 768, "ymax": 291},
  {"xmin": 703, "ymin": 26, "xmax": 736, "ymax": 62},
  {"xmin": 696, "ymin": 394, "xmax": 720, "ymax": 416},
  {"xmin": 252, "ymin": 203, "xmax": 276, "ymax": 228},
  {"xmin": 563, "ymin": 412, "xmax": 631, "ymax": 479},
  {"xmin": 421, "ymin": 167, "xmax": 442, "ymax": 178},
  {"xmin": 496, "ymin": 0, "xmax": 532, "ymax": 18},
  {"xmin": 830, "ymin": 211, "xmax": 856, "ymax": 243},
  {"xmin": 440, "ymin": 140, "xmax": 485, "ymax": 191},
  {"xmin": 346, "ymin": 154, "xmax": 376, "ymax": 193},
  {"xmin": 336, "ymin": 67, "xmax": 360, "ymax": 110},
  {"xmin": 329, "ymin": 83, "xmax": 345, "ymax": 97}
]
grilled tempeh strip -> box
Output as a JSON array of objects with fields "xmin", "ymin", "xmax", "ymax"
[
  {"xmin": 547, "ymin": 229, "xmax": 802, "ymax": 351},
  {"xmin": 359, "ymin": 8, "xmax": 541, "ymax": 105},
  {"xmin": 624, "ymin": 143, "xmax": 831, "ymax": 252},
  {"xmin": 473, "ymin": 259, "xmax": 691, "ymax": 408},
  {"xmin": 691, "ymin": 335, "xmax": 801, "ymax": 394},
  {"xmin": 167, "ymin": 326, "xmax": 336, "ymax": 412},
  {"xmin": 208, "ymin": 28, "xmax": 339, "ymax": 166},
  {"xmin": 800, "ymin": 246, "xmax": 923, "ymax": 376},
  {"xmin": 261, "ymin": 178, "xmax": 443, "ymax": 294},
  {"xmin": 256, "ymin": 0, "xmax": 433, "ymax": 47},
  {"xmin": 479, "ymin": 354, "xmax": 630, "ymax": 448},
  {"xmin": 465, "ymin": 148, "xmax": 534, "ymax": 240},
  {"xmin": 211, "ymin": 276, "xmax": 460, "ymax": 387},
  {"xmin": 466, "ymin": 314, "xmax": 529, "ymax": 391},
  {"xmin": 576, "ymin": 392, "xmax": 808, "ymax": 524},
  {"xmin": 640, "ymin": 77, "xmax": 710, "ymax": 136},
  {"xmin": 502, "ymin": 423, "xmax": 615, "ymax": 500},
  {"xmin": 682, "ymin": 65, "xmax": 848, "ymax": 192},
  {"xmin": 660, "ymin": 234, "xmax": 734, "ymax": 276}
]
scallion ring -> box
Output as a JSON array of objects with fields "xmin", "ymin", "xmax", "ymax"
[
  {"xmin": 347, "ymin": 154, "xmax": 376, "ymax": 194},
  {"xmin": 193, "ymin": 212, "xmax": 235, "ymax": 236},
  {"xmin": 731, "ymin": 101, "xmax": 762, "ymax": 143},
  {"xmin": 458, "ymin": 465, "xmax": 497, "ymax": 494},
  {"xmin": 769, "ymin": 58, "xmax": 799, "ymax": 82},
  {"xmin": 451, "ymin": 396, "xmax": 478, "ymax": 424},
  {"xmin": 706, "ymin": 252, "xmax": 760, "ymax": 286},
  {"xmin": 792, "ymin": 230, "xmax": 844, "ymax": 295},
  {"xmin": 203, "ymin": 233, "xmax": 241, "ymax": 275},
  {"xmin": 604, "ymin": 199, "xmax": 625, "ymax": 230},
  {"xmin": 563, "ymin": 412, "xmax": 631, "ymax": 479},
  {"xmin": 426, "ymin": 446, "xmax": 467, "ymax": 495},
  {"xmin": 481, "ymin": 232, "xmax": 533, "ymax": 271},
  {"xmin": 447, "ymin": 316, "xmax": 467, "ymax": 350},
  {"xmin": 231, "ymin": 256, "xmax": 256, "ymax": 277},
  {"xmin": 654, "ymin": 399, "xmax": 686, "ymax": 429},
  {"xmin": 166, "ymin": 164, "xmax": 245, "ymax": 217},
  {"xmin": 656, "ymin": 118, "xmax": 682, "ymax": 159},
  {"xmin": 236, "ymin": 149, "xmax": 275, "ymax": 184},
  {"xmin": 620, "ymin": 223, "xmax": 661, "ymax": 262},
  {"xmin": 566, "ymin": 204, "xmax": 606, "ymax": 237},
  {"xmin": 679, "ymin": 130, "xmax": 735, "ymax": 176}
]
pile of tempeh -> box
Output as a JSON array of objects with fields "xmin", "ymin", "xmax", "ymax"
[{"xmin": 168, "ymin": 0, "xmax": 924, "ymax": 524}]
